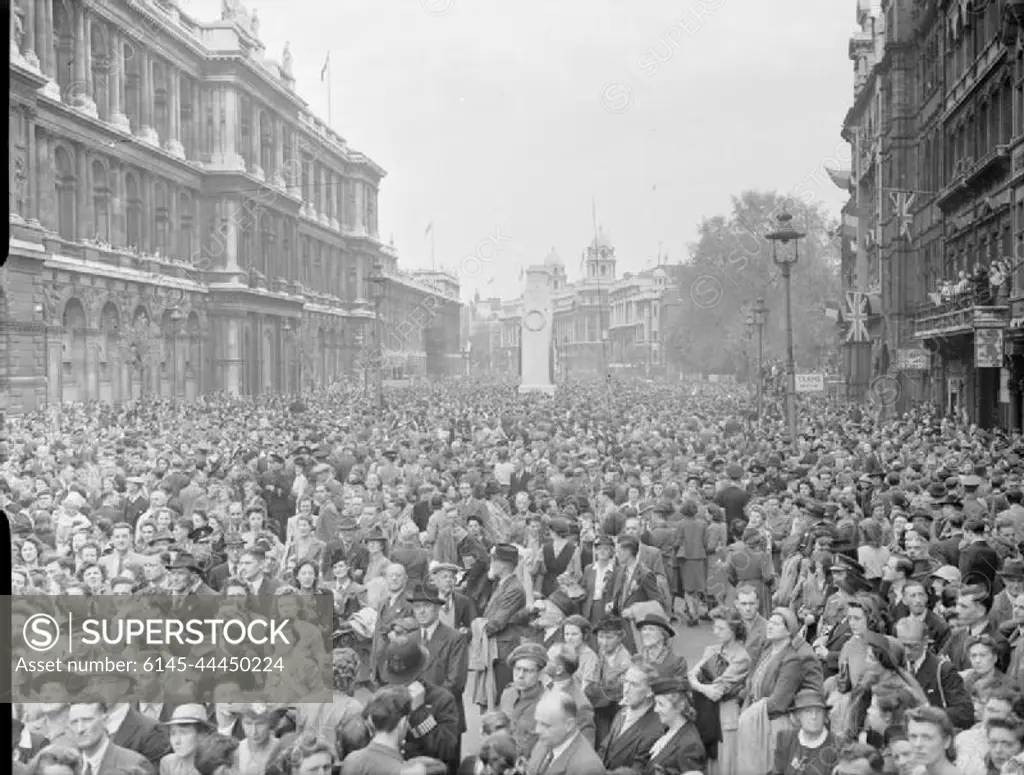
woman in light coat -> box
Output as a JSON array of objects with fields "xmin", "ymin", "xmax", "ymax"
[{"xmin": 689, "ymin": 606, "xmax": 751, "ymax": 775}]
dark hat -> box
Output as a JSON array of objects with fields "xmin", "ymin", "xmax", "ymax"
[
  {"xmin": 546, "ymin": 590, "xmax": 579, "ymax": 618},
  {"xmin": 223, "ymin": 531, "xmax": 245, "ymax": 548},
  {"xmin": 506, "ymin": 642, "xmax": 548, "ymax": 670},
  {"xmin": 927, "ymin": 483, "xmax": 948, "ymax": 500},
  {"xmin": 595, "ymin": 533, "xmax": 615, "ymax": 548},
  {"xmin": 650, "ymin": 676, "xmax": 689, "ymax": 696},
  {"xmin": 548, "ymin": 518, "xmax": 571, "ymax": 537},
  {"xmin": 999, "ymin": 558, "xmax": 1024, "ymax": 580},
  {"xmin": 407, "ymin": 582, "xmax": 443, "ymax": 606},
  {"xmin": 293, "ymin": 445, "xmax": 314, "ymax": 457},
  {"xmin": 383, "ymin": 449, "xmax": 399, "ymax": 459},
  {"xmin": 636, "ymin": 612, "xmax": 675, "ymax": 639},
  {"xmin": 791, "ymin": 689, "xmax": 828, "ymax": 711},
  {"xmin": 380, "ymin": 641, "xmax": 430, "ymax": 685},
  {"xmin": 150, "ymin": 531, "xmax": 175, "ymax": 546},
  {"xmin": 766, "ymin": 456, "xmax": 782, "ymax": 468},
  {"xmin": 830, "ymin": 555, "xmax": 865, "ymax": 576},
  {"xmin": 616, "ymin": 534, "xmax": 640, "ymax": 553},
  {"xmin": 726, "ymin": 464, "xmax": 744, "ymax": 479},
  {"xmin": 594, "ymin": 616, "xmax": 627, "ymax": 634},
  {"xmin": 805, "ymin": 502, "xmax": 826, "ymax": 519},
  {"xmin": 962, "ymin": 474, "xmax": 983, "ymax": 488},
  {"xmin": 364, "ymin": 528, "xmax": 388, "ymax": 545},
  {"xmin": 166, "ymin": 553, "xmax": 203, "ymax": 573},
  {"xmin": 491, "ymin": 543, "xmax": 520, "ymax": 565}
]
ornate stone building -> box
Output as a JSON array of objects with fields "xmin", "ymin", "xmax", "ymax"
[
  {"xmin": 492, "ymin": 230, "xmax": 678, "ymax": 380},
  {"xmin": 4, "ymin": 0, "xmax": 460, "ymax": 414}
]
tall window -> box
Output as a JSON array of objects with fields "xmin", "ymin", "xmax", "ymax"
[
  {"xmin": 154, "ymin": 183, "xmax": 169, "ymax": 256},
  {"xmin": 91, "ymin": 160, "xmax": 110, "ymax": 241},
  {"xmin": 179, "ymin": 193, "xmax": 193, "ymax": 260},
  {"xmin": 126, "ymin": 172, "xmax": 142, "ymax": 249},
  {"xmin": 54, "ymin": 147, "xmax": 76, "ymax": 241}
]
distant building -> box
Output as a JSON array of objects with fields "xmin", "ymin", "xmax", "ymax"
[{"xmin": 474, "ymin": 230, "xmax": 679, "ymax": 379}]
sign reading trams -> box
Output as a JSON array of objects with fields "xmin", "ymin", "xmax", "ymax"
[{"xmin": 795, "ymin": 373, "xmax": 825, "ymax": 392}]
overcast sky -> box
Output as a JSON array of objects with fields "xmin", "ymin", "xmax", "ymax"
[{"xmin": 188, "ymin": 0, "xmax": 856, "ymax": 299}]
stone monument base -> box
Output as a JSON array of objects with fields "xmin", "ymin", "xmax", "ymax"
[{"xmin": 519, "ymin": 384, "xmax": 556, "ymax": 396}]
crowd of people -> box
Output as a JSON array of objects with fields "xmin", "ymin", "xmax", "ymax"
[{"xmin": 6, "ymin": 376, "xmax": 1024, "ymax": 775}]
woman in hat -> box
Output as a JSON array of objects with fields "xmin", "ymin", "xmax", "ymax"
[
  {"xmin": 768, "ymin": 689, "xmax": 837, "ymax": 775},
  {"xmin": 362, "ymin": 528, "xmax": 391, "ymax": 587},
  {"xmin": 737, "ymin": 607, "xmax": 824, "ymax": 775},
  {"xmin": 689, "ymin": 607, "xmax": 751, "ymax": 775},
  {"xmin": 585, "ymin": 617, "xmax": 634, "ymax": 744},
  {"xmin": 636, "ymin": 612, "xmax": 688, "ymax": 681},
  {"xmin": 159, "ymin": 704, "xmax": 213, "ymax": 775},
  {"xmin": 639, "ymin": 676, "xmax": 706, "ymax": 775}
]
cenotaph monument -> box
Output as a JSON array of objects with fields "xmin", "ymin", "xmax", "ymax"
[{"xmin": 519, "ymin": 265, "xmax": 555, "ymax": 395}]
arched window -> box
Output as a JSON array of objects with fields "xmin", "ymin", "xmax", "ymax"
[
  {"xmin": 154, "ymin": 182, "xmax": 169, "ymax": 256},
  {"xmin": 91, "ymin": 159, "xmax": 110, "ymax": 241},
  {"xmin": 89, "ymin": 22, "xmax": 110, "ymax": 121},
  {"xmin": 125, "ymin": 172, "xmax": 142, "ymax": 249},
  {"xmin": 54, "ymin": 146, "xmax": 76, "ymax": 240}
]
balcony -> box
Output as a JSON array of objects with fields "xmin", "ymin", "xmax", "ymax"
[{"xmin": 911, "ymin": 292, "xmax": 1009, "ymax": 340}]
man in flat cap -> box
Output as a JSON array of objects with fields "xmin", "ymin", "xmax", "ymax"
[
  {"xmin": 499, "ymin": 642, "xmax": 549, "ymax": 758},
  {"xmin": 479, "ymin": 543, "xmax": 528, "ymax": 696}
]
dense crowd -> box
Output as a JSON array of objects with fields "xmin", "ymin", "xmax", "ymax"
[{"xmin": 6, "ymin": 377, "xmax": 1024, "ymax": 775}]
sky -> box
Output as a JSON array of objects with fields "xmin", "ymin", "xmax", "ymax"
[{"xmin": 187, "ymin": 0, "xmax": 857, "ymax": 300}]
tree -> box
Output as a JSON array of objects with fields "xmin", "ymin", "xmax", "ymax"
[{"xmin": 665, "ymin": 191, "xmax": 841, "ymax": 375}]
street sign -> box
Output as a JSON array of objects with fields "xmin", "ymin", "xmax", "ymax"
[{"xmin": 795, "ymin": 373, "xmax": 825, "ymax": 392}]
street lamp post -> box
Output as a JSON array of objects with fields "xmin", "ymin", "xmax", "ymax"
[
  {"xmin": 744, "ymin": 311, "xmax": 754, "ymax": 397},
  {"xmin": 753, "ymin": 297, "xmax": 767, "ymax": 421},
  {"xmin": 369, "ymin": 260, "xmax": 386, "ymax": 409},
  {"xmin": 766, "ymin": 208, "xmax": 805, "ymax": 448}
]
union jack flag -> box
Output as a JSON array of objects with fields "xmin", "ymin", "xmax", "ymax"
[
  {"xmin": 845, "ymin": 291, "xmax": 869, "ymax": 343},
  {"xmin": 889, "ymin": 191, "xmax": 915, "ymax": 244}
]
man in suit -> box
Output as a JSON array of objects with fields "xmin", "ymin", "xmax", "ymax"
[
  {"xmin": 890, "ymin": 579, "xmax": 950, "ymax": 651},
  {"xmin": 940, "ymin": 584, "xmax": 1010, "ymax": 672},
  {"xmin": 735, "ymin": 585, "xmax": 767, "ymax": 668},
  {"xmin": 598, "ymin": 662, "xmax": 663, "ymax": 771},
  {"xmin": 960, "ymin": 519, "xmax": 1003, "ymax": 601},
  {"xmin": 545, "ymin": 644, "xmax": 597, "ymax": 746},
  {"xmin": 410, "ymin": 580, "xmax": 469, "ymax": 750},
  {"xmin": 482, "ymin": 543, "xmax": 530, "ymax": 695},
  {"xmin": 238, "ymin": 546, "xmax": 281, "ymax": 596},
  {"xmin": 430, "ymin": 561, "xmax": 476, "ymax": 636},
  {"xmin": 896, "ymin": 616, "xmax": 974, "ymax": 730},
  {"xmin": 67, "ymin": 702, "xmax": 157, "ymax": 774},
  {"xmin": 100, "ymin": 523, "xmax": 145, "ymax": 580},
  {"xmin": 205, "ymin": 532, "xmax": 246, "ymax": 592},
  {"xmin": 622, "ymin": 517, "xmax": 671, "ymax": 604},
  {"xmin": 528, "ymin": 691, "xmax": 606, "ymax": 775},
  {"xmin": 610, "ymin": 534, "xmax": 665, "ymax": 653},
  {"xmin": 582, "ymin": 534, "xmax": 617, "ymax": 628},
  {"xmin": 500, "ymin": 643, "xmax": 550, "ymax": 758}
]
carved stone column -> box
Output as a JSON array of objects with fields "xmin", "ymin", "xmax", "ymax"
[
  {"xmin": 108, "ymin": 29, "xmax": 129, "ymax": 132},
  {"xmin": 271, "ymin": 117, "xmax": 285, "ymax": 187},
  {"xmin": 222, "ymin": 88, "xmax": 243, "ymax": 170},
  {"xmin": 138, "ymin": 50, "xmax": 158, "ymax": 146},
  {"xmin": 250, "ymin": 100, "xmax": 263, "ymax": 179},
  {"xmin": 330, "ymin": 171, "xmax": 341, "ymax": 231},
  {"xmin": 288, "ymin": 132, "xmax": 301, "ymax": 198},
  {"xmin": 19, "ymin": 0, "xmax": 40, "ymax": 70},
  {"xmin": 39, "ymin": 0, "xmax": 59, "ymax": 98},
  {"xmin": 70, "ymin": 3, "xmax": 97, "ymax": 116},
  {"xmin": 164, "ymin": 66, "xmax": 184, "ymax": 159}
]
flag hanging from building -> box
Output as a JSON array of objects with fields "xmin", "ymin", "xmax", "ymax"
[
  {"xmin": 320, "ymin": 52, "xmax": 331, "ymax": 82},
  {"xmin": 424, "ymin": 222, "xmax": 433, "ymax": 238},
  {"xmin": 844, "ymin": 291, "xmax": 869, "ymax": 343},
  {"xmin": 889, "ymin": 191, "xmax": 915, "ymax": 245}
]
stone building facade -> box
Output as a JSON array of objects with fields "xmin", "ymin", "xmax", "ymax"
[
  {"xmin": 836, "ymin": 0, "xmax": 1024, "ymax": 428},
  {"xmin": 490, "ymin": 230, "xmax": 678, "ymax": 380},
  {"xmin": 4, "ymin": 0, "xmax": 460, "ymax": 414}
]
